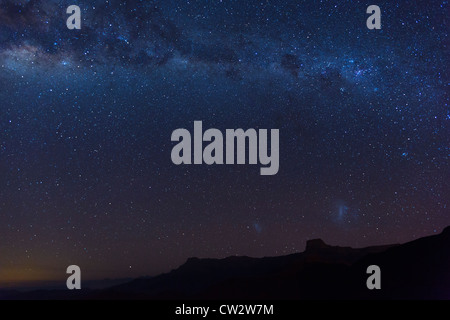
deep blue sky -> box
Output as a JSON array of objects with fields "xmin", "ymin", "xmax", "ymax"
[{"xmin": 0, "ymin": 0, "xmax": 448, "ymax": 285}]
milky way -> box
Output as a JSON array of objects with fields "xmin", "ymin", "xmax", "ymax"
[{"xmin": 0, "ymin": 0, "xmax": 448, "ymax": 284}]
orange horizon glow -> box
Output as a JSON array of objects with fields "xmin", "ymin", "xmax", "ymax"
[{"xmin": 0, "ymin": 267, "xmax": 62, "ymax": 287}]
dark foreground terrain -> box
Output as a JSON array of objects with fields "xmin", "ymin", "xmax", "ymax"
[{"xmin": 2, "ymin": 227, "xmax": 449, "ymax": 300}]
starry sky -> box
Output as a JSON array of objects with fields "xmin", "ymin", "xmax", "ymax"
[{"xmin": 0, "ymin": 0, "xmax": 448, "ymax": 286}]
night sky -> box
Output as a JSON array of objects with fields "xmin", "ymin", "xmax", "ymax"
[{"xmin": 0, "ymin": 0, "xmax": 448, "ymax": 286}]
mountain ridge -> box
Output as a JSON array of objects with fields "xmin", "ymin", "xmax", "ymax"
[{"xmin": 2, "ymin": 227, "xmax": 449, "ymax": 300}]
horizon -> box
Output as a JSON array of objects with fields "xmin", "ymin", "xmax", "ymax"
[
  {"xmin": 2, "ymin": 226, "xmax": 447, "ymax": 289},
  {"xmin": 1, "ymin": 0, "xmax": 448, "ymax": 294}
]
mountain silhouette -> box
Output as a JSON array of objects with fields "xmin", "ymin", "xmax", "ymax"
[{"xmin": 3, "ymin": 227, "xmax": 449, "ymax": 300}]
